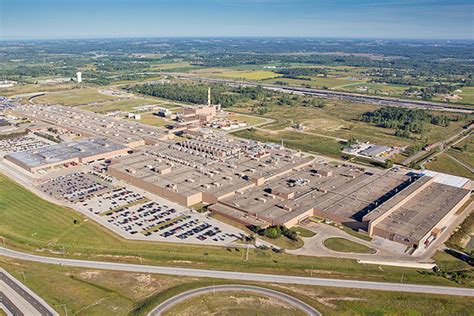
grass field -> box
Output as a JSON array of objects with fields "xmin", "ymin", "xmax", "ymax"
[
  {"xmin": 424, "ymin": 153, "xmax": 472, "ymax": 179},
  {"xmin": 233, "ymin": 128, "xmax": 344, "ymax": 158},
  {"xmin": 134, "ymin": 113, "xmax": 169, "ymax": 127},
  {"xmin": 323, "ymin": 238, "xmax": 376, "ymax": 254},
  {"xmin": 339, "ymin": 82, "xmax": 415, "ymax": 97},
  {"xmin": 215, "ymin": 70, "xmax": 282, "ymax": 81},
  {"xmin": 448, "ymin": 134, "xmax": 474, "ymax": 169},
  {"xmin": 263, "ymin": 76, "xmax": 365, "ymax": 89},
  {"xmin": 2, "ymin": 256, "xmax": 473, "ymax": 316},
  {"xmin": 230, "ymin": 101, "xmax": 467, "ymax": 147},
  {"xmin": 433, "ymin": 251, "xmax": 472, "ymax": 272},
  {"xmin": 162, "ymin": 291, "xmax": 306, "ymax": 316},
  {"xmin": 0, "ymin": 83, "xmax": 77, "ymax": 97},
  {"xmin": 32, "ymin": 88, "xmax": 121, "ymax": 106},
  {"xmin": 230, "ymin": 114, "xmax": 269, "ymax": 126},
  {"xmin": 291, "ymin": 227, "xmax": 316, "ymax": 238},
  {"xmin": 1, "ymin": 173, "xmax": 473, "ymax": 287},
  {"xmin": 80, "ymin": 98, "xmax": 159, "ymax": 113}
]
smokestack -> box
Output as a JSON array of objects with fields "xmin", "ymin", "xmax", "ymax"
[{"xmin": 208, "ymin": 87, "xmax": 211, "ymax": 106}]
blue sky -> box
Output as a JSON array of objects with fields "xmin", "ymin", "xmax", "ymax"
[{"xmin": 1, "ymin": 0, "xmax": 473, "ymax": 40}]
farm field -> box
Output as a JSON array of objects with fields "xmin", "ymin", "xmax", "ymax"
[
  {"xmin": 214, "ymin": 70, "xmax": 282, "ymax": 81},
  {"xmin": 32, "ymin": 88, "xmax": 121, "ymax": 106},
  {"xmin": 0, "ymin": 173, "xmax": 469, "ymax": 286}
]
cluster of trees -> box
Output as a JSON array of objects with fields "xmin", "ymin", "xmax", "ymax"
[
  {"xmin": 276, "ymin": 67, "xmax": 328, "ymax": 77},
  {"xmin": 249, "ymin": 225, "xmax": 298, "ymax": 241},
  {"xmin": 361, "ymin": 107, "xmax": 451, "ymax": 137},
  {"xmin": 129, "ymin": 83, "xmax": 274, "ymax": 108}
]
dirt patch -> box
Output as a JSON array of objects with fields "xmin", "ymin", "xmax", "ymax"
[
  {"xmin": 273, "ymin": 284, "xmax": 366, "ymax": 308},
  {"xmin": 231, "ymin": 295, "xmax": 294, "ymax": 310}
]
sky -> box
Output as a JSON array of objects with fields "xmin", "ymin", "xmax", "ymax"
[{"xmin": 0, "ymin": 0, "xmax": 473, "ymax": 40}]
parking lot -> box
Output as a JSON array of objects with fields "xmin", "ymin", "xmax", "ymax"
[
  {"xmin": 0, "ymin": 134, "xmax": 52, "ymax": 155},
  {"xmin": 38, "ymin": 172, "xmax": 112, "ymax": 203},
  {"xmin": 37, "ymin": 171, "xmax": 243, "ymax": 245}
]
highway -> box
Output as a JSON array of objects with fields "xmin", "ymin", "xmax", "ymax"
[
  {"xmin": 161, "ymin": 73, "xmax": 473, "ymax": 114},
  {"xmin": 1, "ymin": 247, "xmax": 473, "ymax": 297},
  {"xmin": 0, "ymin": 269, "xmax": 57, "ymax": 316},
  {"xmin": 148, "ymin": 284, "xmax": 321, "ymax": 316}
]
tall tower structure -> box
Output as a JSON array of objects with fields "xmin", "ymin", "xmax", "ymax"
[
  {"xmin": 76, "ymin": 72, "xmax": 82, "ymax": 83},
  {"xmin": 207, "ymin": 87, "xmax": 211, "ymax": 106}
]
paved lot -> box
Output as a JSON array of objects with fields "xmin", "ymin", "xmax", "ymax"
[
  {"xmin": 37, "ymin": 170, "xmax": 244, "ymax": 246},
  {"xmin": 0, "ymin": 133, "xmax": 52, "ymax": 156}
]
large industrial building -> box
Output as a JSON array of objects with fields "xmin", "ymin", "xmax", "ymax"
[
  {"xmin": 5, "ymin": 138, "xmax": 128, "ymax": 173},
  {"xmin": 3, "ymin": 103, "xmax": 472, "ymax": 250},
  {"xmin": 108, "ymin": 136, "xmax": 314, "ymax": 206},
  {"xmin": 12, "ymin": 104, "xmax": 172, "ymax": 147}
]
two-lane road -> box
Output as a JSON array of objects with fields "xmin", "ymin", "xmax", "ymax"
[
  {"xmin": 148, "ymin": 285, "xmax": 321, "ymax": 316},
  {"xmin": 0, "ymin": 247, "xmax": 473, "ymax": 297}
]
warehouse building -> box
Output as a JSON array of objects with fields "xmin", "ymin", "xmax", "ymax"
[{"xmin": 5, "ymin": 138, "xmax": 128, "ymax": 173}]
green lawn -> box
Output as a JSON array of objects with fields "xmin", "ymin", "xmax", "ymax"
[
  {"xmin": 291, "ymin": 227, "xmax": 316, "ymax": 238},
  {"xmin": 230, "ymin": 114, "xmax": 269, "ymax": 126},
  {"xmin": 0, "ymin": 173, "xmax": 472, "ymax": 287},
  {"xmin": 233, "ymin": 128, "xmax": 343, "ymax": 158},
  {"xmin": 323, "ymin": 238, "xmax": 376, "ymax": 254},
  {"xmin": 80, "ymin": 98, "xmax": 159, "ymax": 113},
  {"xmin": 433, "ymin": 251, "xmax": 472, "ymax": 272},
  {"xmin": 162, "ymin": 291, "xmax": 305, "ymax": 316},
  {"xmin": 33, "ymin": 88, "xmax": 121, "ymax": 106},
  {"xmin": 425, "ymin": 153, "xmax": 472, "ymax": 179},
  {"xmin": 0, "ymin": 83, "xmax": 78, "ymax": 97},
  {"xmin": 448, "ymin": 134, "xmax": 474, "ymax": 168},
  {"xmin": 134, "ymin": 113, "xmax": 169, "ymax": 127}
]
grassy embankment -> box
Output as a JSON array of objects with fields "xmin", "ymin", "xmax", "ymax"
[{"xmin": 0, "ymin": 173, "xmax": 473, "ymax": 287}]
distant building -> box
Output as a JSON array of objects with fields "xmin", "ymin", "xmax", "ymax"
[{"xmin": 76, "ymin": 72, "xmax": 82, "ymax": 83}]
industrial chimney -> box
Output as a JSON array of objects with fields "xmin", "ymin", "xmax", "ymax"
[{"xmin": 207, "ymin": 87, "xmax": 211, "ymax": 106}]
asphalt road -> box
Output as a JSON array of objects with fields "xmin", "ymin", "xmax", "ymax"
[
  {"xmin": 148, "ymin": 284, "xmax": 321, "ymax": 316},
  {"xmin": 0, "ymin": 270, "xmax": 55, "ymax": 316},
  {"xmin": 162, "ymin": 73, "xmax": 473, "ymax": 114},
  {"xmin": 0, "ymin": 291, "xmax": 24, "ymax": 316},
  {"xmin": 1, "ymin": 247, "xmax": 473, "ymax": 297}
]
